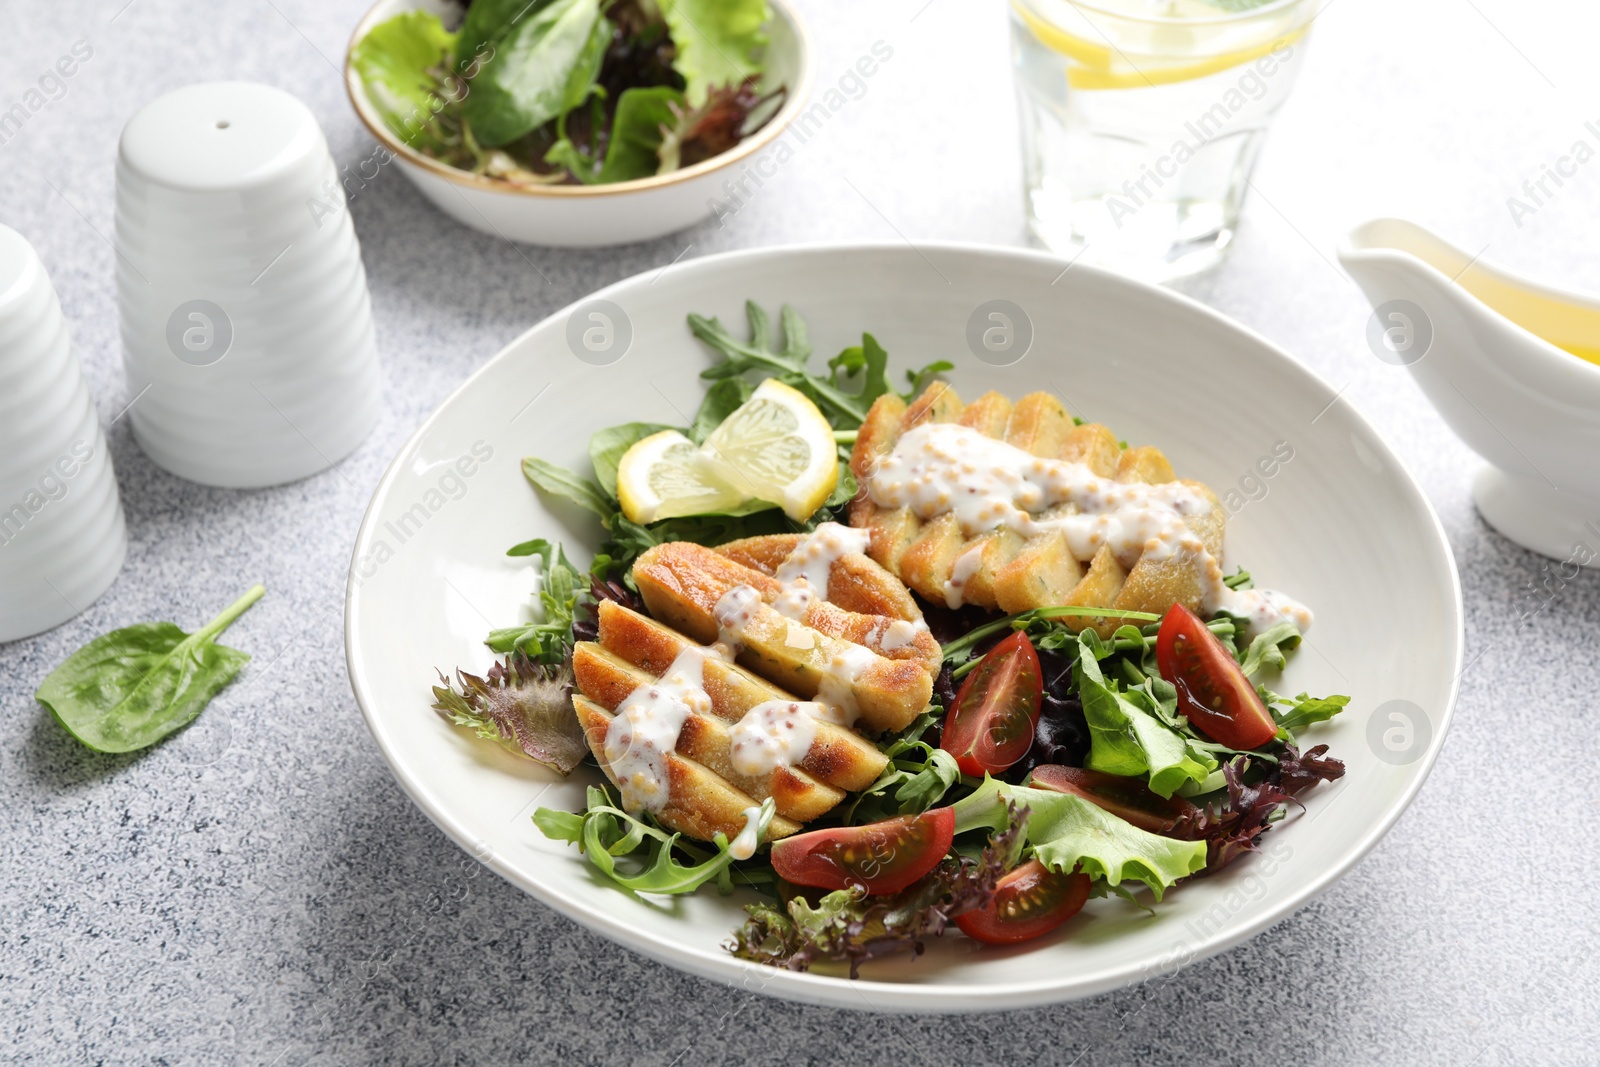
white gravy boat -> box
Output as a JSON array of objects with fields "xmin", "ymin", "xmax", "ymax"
[{"xmin": 1339, "ymin": 218, "xmax": 1600, "ymax": 567}]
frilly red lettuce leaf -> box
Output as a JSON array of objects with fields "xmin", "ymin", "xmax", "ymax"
[
  {"xmin": 1170, "ymin": 746, "xmax": 1342, "ymax": 872},
  {"xmin": 431, "ymin": 654, "xmax": 587, "ymax": 774},
  {"xmin": 727, "ymin": 807, "xmax": 1025, "ymax": 977}
]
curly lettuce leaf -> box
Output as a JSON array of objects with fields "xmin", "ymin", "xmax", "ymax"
[
  {"xmin": 431, "ymin": 655, "xmax": 586, "ymax": 773},
  {"xmin": 660, "ymin": 0, "xmax": 769, "ymax": 105},
  {"xmin": 955, "ymin": 779, "xmax": 1206, "ymax": 900},
  {"xmin": 1076, "ymin": 637, "xmax": 1214, "ymax": 797},
  {"xmin": 350, "ymin": 11, "xmax": 459, "ymax": 149}
]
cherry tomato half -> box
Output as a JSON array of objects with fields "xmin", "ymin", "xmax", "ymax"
[
  {"xmin": 955, "ymin": 859, "xmax": 1092, "ymax": 945},
  {"xmin": 770, "ymin": 807, "xmax": 955, "ymax": 896},
  {"xmin": 1028, "ymin": 764, "xmax": 1198, "ymax": 834},
  {"xmin": 941, "ymin": 631, "xmax": 1044, "ymax": 776},
  {"xmin": 1155, "ymin": 603, "xmax": 1278, "ymax": 750}
]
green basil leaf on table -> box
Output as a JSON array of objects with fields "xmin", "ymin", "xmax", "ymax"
[
  {"xmin": 35, "ymin": 585, "xmax": 266, "ymax": 754},
  {"xmin": 462, "ymin": 0, "xmax": 605, "ymax": 148}
]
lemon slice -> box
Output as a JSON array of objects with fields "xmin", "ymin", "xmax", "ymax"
[
  {"xmin": 616, "ymin": 430, "xmax": 747, "ymax": 524},
  {"xmin": 700, "ymin": 379, "xmax": 839, "ymax": 521},
  {"xmin": 1012, "ymin": 0, "xmax": 1309, "ymax": 91}
]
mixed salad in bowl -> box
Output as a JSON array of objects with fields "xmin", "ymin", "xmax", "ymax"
[
  {"xmin": 429, "ymin": 301, "xmax": 1349, "ymax": 976},
  {"xmin": 350, "ymin": 0, "xmax": 788, "ymax": 188}
]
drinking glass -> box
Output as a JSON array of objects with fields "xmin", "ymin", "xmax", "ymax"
[{"xmin": 1010, "ymin": 0, "xmax": 1318, "ymax": 281}]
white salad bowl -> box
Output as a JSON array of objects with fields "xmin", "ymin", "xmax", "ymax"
[
  {"xmin": 344, "ymin": 0, "xmax": 816, "ymax": 247},
  {"xmin": 344, "ymin": 243, "xmax": 1463, "ymax": 1011}
]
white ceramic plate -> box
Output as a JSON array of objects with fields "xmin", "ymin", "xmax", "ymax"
[{"xmin": 345, "ymin": 243, "xmax": 1463, "ymax": 1012}]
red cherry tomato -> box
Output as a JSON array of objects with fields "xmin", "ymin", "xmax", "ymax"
[
  {"xmin": 1028, "ymin": 764, "xmax": 1198, "ymax": 834},
  {"xmin": 1155, "ymin": 603, "xmax": 1279, "ymax": 750},
  {"xmin": 955, "ymin": 859, "xmax": 1092, "ymax": 945},
  {"xmin": 941, "ymin": 631, "xmax": 1044, "ymax": 776},
  {"xmin": 770, "ymin": 807, "xmax": 955, "ymax": 896}
]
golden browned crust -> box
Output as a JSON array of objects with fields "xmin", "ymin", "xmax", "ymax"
[{"xmin": 847, "ymin": 385, "xmax": 1228, "ymax": 630}]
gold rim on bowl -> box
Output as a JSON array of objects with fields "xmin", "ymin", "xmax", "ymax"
[{"xmin": 343, "ymin": 0, "xmax": 816, "ymax": 198}]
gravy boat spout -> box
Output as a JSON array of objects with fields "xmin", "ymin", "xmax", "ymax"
[{"xmin": 1339, "ymin": 218, "xmax": 1600, "ymax": 566}]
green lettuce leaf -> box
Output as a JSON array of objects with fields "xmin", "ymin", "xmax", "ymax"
[
  {"xmin": 660, "ymin": 0, "xmax": 770, "ymax": 105},
  {"xmin": 953, "ymin": 779, "xmax": 1206, "ymax": 900},
  {"xmin": 462, "ymin": 0, "xmax": 605, "ymax": 147},
  {"xmin": 1077, "ymin": 637, "xmax": 1214, "ymax": 797},
  {"xmin": 548, "ymin": 86, "xmax": 685, "ymax": 184},
  {"xmin": 349, "ymin": 11, "xmax": 459, "ymax": 148}
]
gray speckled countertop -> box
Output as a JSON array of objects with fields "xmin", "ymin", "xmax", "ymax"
[{"xmin": 4, "ymin": 0, "xmax": 1599, "ymax": 1063}]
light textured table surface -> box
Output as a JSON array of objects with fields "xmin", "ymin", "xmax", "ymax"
[{"xmin": 4, "ymin": 0, "xmax": 1599, "ymax": 1063}]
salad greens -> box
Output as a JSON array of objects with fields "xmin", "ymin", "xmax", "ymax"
[
  {"xmin": 953, "ymin": 779, "xmax": 1206, "ymax": 901},
  {"xmin": 520, "ymin": 300, "xmax": 948, "ymax": 593},
  {"xmin": 351, "ymin": 0, "xmax": 787, "ymax": 187},
  {"xmin": 427, "ymin": 297, "xmax": 1354, "ymax": 977},
  {"xmin": 537, "ymin": 786, "xmax": 777, "ymax": 894},
  {"xmin": 36, "ymin": 585, "xmax": 264, "ymax": 754},
  {"xmin": 431, "ymin": 652, "xmax": 587, "ymax": 774}
]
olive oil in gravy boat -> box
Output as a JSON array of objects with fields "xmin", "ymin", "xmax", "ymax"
[{"xmin": 1339, "ymin": 218, "xmax": 1600, "ymax": 566}]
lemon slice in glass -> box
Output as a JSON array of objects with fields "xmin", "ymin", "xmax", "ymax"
[
  {"xmin": 616, "ymin": 430, "xmax": 747, "ymax": 524},
  {"xmin": 700, "ymin": 379, "xmax": 840, "ymax": 521}
]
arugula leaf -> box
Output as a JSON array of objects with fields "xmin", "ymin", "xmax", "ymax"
[
  {"xmin": 903, "ymin": 360, "xmax": 955, "ymax": 401},
  {"xmin": 894, "ymin": 748, "xmax": 962, "ymax": 813},
  {"xmin": 659, "ymin": 0, "xmax": 769, "ymax": 105},
  {"xmin": 1076, "ymin": 634, "xmax": 1214, "ymax": 797},
  {"xmin": 462, "ymin": 0, "xmax": 606, "ymax": 147},
  {"xmin": 548, "ymin": 85, "xmax": 685, "ymax": 184},
  {"xmin": 588, "ymin": 421, "xmax": 679, "ymax": 497},
  {"xmin": 689, "ymin": 302, "xmax": 875, "ymax": 429},
  {"xmin": 1239, "ymin": 621, "xmax": 1301, "ymax": 677},
  {"xmin": 431, "ymin": 655, "xmax": 586, "ymax": 773},
  {"xmin": 36, "ymin": 585, "xmax": 264, "ymax": 754},
  {"xmin": 536, "ymin": 787, "xmax": 776, "ymax": 895},
  {"xmin": 486, "ymin": 539, "xmax": 583, "ymax": 662},
  {"xmin": 1222, "ymin": 567, "xmax": 1253, "ymax": 591},
  {"xmin": 953, "ymin": 779, "xmax": 1207, "ymax": 900},
  {"xmin": 1274, "ymin": 692, "xmax": 1350, "ymax": 736},
  {"xmin": 827, "ymin": 333, "xmax": 892, "ymax": 412},
  {"xmin": 349, "ymin": 12, "xmax": 459, "ymax": 149},
  {"xmin": 521, "ymin": 456, "xmax": 613, "ymax": 520}
]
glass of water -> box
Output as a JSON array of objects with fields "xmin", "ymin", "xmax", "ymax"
[{"xmin": 1010, "ymin": 0, "xmax": 1318, "ymax": 282}]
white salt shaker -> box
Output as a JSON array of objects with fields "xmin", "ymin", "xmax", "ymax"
[
  {"xmin": 115, "ymin": 81, "xmax": 381, "ymax": 488},
  {"xmin": 0, "ymin": 225, "xmax": 128, "ymax": 642}
]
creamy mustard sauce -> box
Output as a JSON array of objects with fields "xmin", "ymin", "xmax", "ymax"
[
  {"xmin": 867, "ymin": 422, "xmax": 1313, "ymax": 633},
  {"xmin": 714, "ymin": 584, "xmax": 762, "ymax": 646},
  {"xmin": 728, "ymin": 804, "xmax": 763, "ymax": 860},
  {"xmin": 728, "ymin": 699, "xmax": 828, "ymax": 776},
  {"xmin": 603, "ymin": 646, "xmax": 723, "ymax": 812},
  {"xmin": 943, "ymin": 542, "xmax": 986, "ymax": 609}
]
